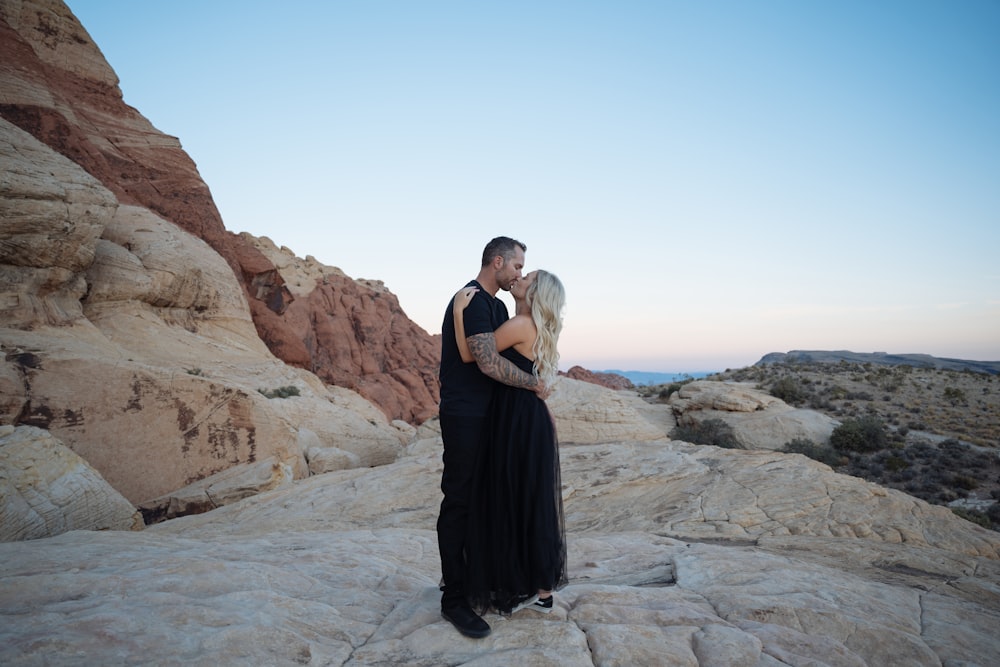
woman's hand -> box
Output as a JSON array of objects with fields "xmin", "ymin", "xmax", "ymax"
[
  {"xmin": 453, "ymin": 286, "xmax": 479, "ymax": 315},
  {"xmin": 453, "ymin": 286, "xmax": 479, "ymax": 363}
]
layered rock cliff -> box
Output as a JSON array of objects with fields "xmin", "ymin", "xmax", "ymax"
[
  {"xmin": 0, "ymin": 0, "xmax": 439, "ymax": 425},
  {"xmin": 1, "ymin": 112, "xmax": 410, "ymax": 504},
  {"xmin": 0, "ymin": 0, "xmax": 424, "ymax": 504}
]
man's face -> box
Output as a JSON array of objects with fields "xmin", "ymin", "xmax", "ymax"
[{"xmin": 497, "ymin": 246, "xmax": 525, "ymax": 292}]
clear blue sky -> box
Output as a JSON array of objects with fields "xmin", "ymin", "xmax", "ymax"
[{"xmin": 66, "ymin": 1, "xmax": 999, "ymax": 372}]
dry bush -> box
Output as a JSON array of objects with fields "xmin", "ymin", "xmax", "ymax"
[{"xmin": 714, "ymin": 361, "xmax": 1000, "ymax": 530}]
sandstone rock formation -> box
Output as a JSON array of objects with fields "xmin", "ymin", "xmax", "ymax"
[
  {"xmin": 547, "ymin": 376, "xmax": 674, "ymax": 444},
  {"xmin": 133, "ymin": 375, "xmax": 669, "ymax": 523},
  {"xmin": 242, "ymin": 235, "xmax": 440, "ymax": 424},
  {"xmin": 670, "ymin": 380, "xmax": 838, "ymax": 450},
  {"xmin": 0, "ymin": 425, "xmax": 142, "ymax": 541},
  {"xmin": 1, "ymin": 116, "xmax": 405, "ymax": 505},
  {"xmin": 136, "ymin": 457, "xmax": 295, "ymax": 524},
  {"xmin": 0, "ymin": 0, "xmax": 443, "ymax": 508},
  {"xmin": 562, "ymin": 365, "xmax": 634, "ymax": 390},
  {"xmin": 0, "ymin": 0, "xmax": 439, "ymax": 425},
  {"xmin": 1, "ymin": 425, "xmax": 997, "ymax": 665}
]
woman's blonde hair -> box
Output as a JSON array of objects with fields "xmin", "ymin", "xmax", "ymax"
[{"xmin": 527, "ymin": 269, "xmax": 566, "ymax": 385}]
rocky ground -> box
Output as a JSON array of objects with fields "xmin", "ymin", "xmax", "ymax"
[
  {"xmin": 642, "ymin": 361, "xmax": 1000, "ymax": 529},
  {"xmin": 719, "ymin": 361, "xmax": 1000, "ymax": 447},
  {"xmin": 3, "ymin": 411, "xmax": 1000, "ymax": 665}
]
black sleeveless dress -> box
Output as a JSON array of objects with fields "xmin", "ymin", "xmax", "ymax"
[{"xmin": 464, "ymin": 348, "xmax": 568, "ymax": 614}]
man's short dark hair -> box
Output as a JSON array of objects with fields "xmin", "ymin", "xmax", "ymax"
[{"xmin": 481, "ymin": 236, "xmax": 526, "ymax": 267}]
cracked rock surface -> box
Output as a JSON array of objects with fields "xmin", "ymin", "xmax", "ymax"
[{"xmin": 2, "ymin": 434, "xmax": 998, "ymax": 666}]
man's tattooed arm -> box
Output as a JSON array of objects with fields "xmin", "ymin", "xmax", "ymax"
[{"xmin": 467, "ymin": 332, "xmax": 537, "ymax": 389}]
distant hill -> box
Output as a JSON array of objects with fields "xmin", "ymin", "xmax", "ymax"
[
  {"xmin": 601, "ymin": 370, "xmax": 716, "ymax": 386},
  {"xmin": 756, "ymin": 350, "xmax": 1000, "ymax": 375}
]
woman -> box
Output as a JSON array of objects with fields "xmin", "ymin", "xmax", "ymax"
[{"xmin": 452, "ymin": 269, "xmax": 568, "ymax": 615}]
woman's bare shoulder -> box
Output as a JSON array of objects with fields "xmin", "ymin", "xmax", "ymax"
[
  {"xmin": 504, "ymin": 314, "xmax": 535, "ymax": 329},
  {"xmin": 495, "ymin": 313, "xmax": 536, "ymax": 351}
]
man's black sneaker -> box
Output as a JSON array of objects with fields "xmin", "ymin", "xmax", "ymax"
[
  {"xmin": 442, "ymin": 604, "xmax": 491, "ymax": 638},
  {"xmin": 530, "ymin": 596, "xmax": 553, "ymax": 613}
]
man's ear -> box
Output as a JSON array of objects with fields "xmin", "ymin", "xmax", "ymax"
[{"xmin": 492, "ymin": 255, "xmax": 505, "ymax": 269}]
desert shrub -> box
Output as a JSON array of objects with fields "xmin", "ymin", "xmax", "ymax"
[
  {"xmin": 938, "ymin": 439, "xmax": 992, "ymax": 468},
  {"xmin": 808, "ymin": 397, "xmax": 834, "ymax": 410},
  {"xmin": 782, "ymin": 438, "xmax": 842, "ymax": 467},
  {"xmin": 952, "ymin": 507, "xmax": 992, "ymax": 529},
  {"xmin": 951, "ymin": 474, "xmax": 979, "ymax": 491},
  {"xmin": 830, "ymin": 415, "xmax": 887, "ymax": 453},
  {"xmin": 664, "ymin": 380, "xmax": 691, "ymax": 396},
  {"xmin": 943, "ymin": 386, "xmax": 967, "ymax": 405},
  {"xmin": 939, "ymin": 438, "xmax": 966, "ymax": 452},
  {"xmin": 881, "ymin": 376, "xmax": 904, "ymax": 393},
  {"xmin": 769, "ymin": 377, "xmax": 805, "ymax": 405},
  {"xmin": 258, "ymin": 385, "xmax": 301, "ymax": 399},
  {"xmin": 893, "ymin": 467, "xmax": 916, "ymax": 482},
  {"xmin": 988, "ymin": 503, "xmax": 1000, "ymax": 526},
  {"xmin": 936, "ymin": 489, "xmax": 959, "ymax": 503},
  {"xmin": 884, "ymin": 454, "xmax": 910, "ymax": 472},
  {"xmin": 671, "ymin": 418, "xmax": 739, "ymax": 449},
  {"xmin": 827, "ymin": 385, "xmax": 849, "ymax": 400}
]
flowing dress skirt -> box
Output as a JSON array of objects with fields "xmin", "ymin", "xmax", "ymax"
[{"xmin": 465, "ymin": 351, "xmax": 567, "ymax": 614}]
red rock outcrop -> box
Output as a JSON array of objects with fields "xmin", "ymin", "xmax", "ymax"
[
  {"xmin": 1, "ymin": 114, "xmax": 409, "ymax": 506},
  {"xmin": 259, "ymin": 270, "xmax": 442, "ymax": 425},
  {"xmin": 562, "ymin": 365, "xmax": 634, "ymax": 391},
  {"xmin": 0, "ymin": 0, "xmax": 439, "ymax": 424}
]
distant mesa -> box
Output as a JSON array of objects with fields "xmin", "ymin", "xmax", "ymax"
[
  {"xmin": 601, "ymin": 369, "xmax": 716, "ymax": 387},
  {"xmin": 757, "ymin": 350, "xmax": 1000, "ymax": 375}
]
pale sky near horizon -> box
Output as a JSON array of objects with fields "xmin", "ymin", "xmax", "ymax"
[{"xmin": 66, "ymin": 1, "xmax": 999, "ymax": 373}]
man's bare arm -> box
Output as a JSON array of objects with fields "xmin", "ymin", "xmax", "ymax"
[{"xmin": 468, "ymin": 332, "xmax": 538, "ymax": 390}]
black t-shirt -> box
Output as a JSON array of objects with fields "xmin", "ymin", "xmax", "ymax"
[{"xmin": 439, "ymin": 280, "xmax": 510, "ymax": 417}]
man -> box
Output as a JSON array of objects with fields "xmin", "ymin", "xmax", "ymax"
[{"xmin": 437, "ymin": 236, "xmax": 547, "ymax": 638}]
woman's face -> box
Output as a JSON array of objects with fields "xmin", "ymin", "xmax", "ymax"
[{"xmin": 511, "ymin": 270, "xmax": 537, "ymax": 301}]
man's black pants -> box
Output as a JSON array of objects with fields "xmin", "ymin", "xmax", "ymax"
[{"xmin": 437, "ymin": 413, "xmax": 486, "ymax": 609}]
